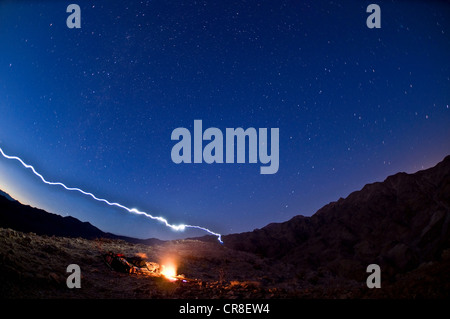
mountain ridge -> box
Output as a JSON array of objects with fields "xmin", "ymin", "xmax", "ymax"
[
  {"xmin": 223, "ymin": 155, "xmax": 450, "ymax": 280},
  {"xmin": 0, "ymin": 190, "xmax": 163, "ymax": 246},
  {"xmin": 0, "ymin": 190, "xmax": 15, "ymax": 202}
]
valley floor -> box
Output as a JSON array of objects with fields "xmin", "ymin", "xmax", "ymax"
[{"xmin": 0, "ymin": 228, "xmax": 448, "ymax": 299}]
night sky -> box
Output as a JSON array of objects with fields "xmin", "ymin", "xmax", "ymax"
[{"xmin": 0, "ymin": 1, "xmax": 449, "ymax": 240}]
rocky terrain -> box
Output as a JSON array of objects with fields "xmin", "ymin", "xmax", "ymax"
[
  {"xmin": 224, "ymin": 156, "xmax": 450, "ymax": 287},
  {"xmin": 1, "ymin": 226, "xmax": 448, "ymax": 299},
  {"xmin": 0, "ymin": 155, "xmax": 449, "ymax": 299},
  {"xmin": 0, "ymin": 228, "xmax": 305, "ymax": 299}
]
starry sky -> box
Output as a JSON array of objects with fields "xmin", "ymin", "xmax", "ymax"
[{"xmin": 0, "ymin": 0, "xmax": 449, "ymax": 240}]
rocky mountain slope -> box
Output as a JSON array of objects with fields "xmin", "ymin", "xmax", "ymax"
[{"xmin": 224, "ymin": 156, "xmax": 450, "ymax": 282}]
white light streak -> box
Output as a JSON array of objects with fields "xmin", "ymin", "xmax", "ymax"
[{"xmin": 0, "ymin": 146, "xmax": 223, "ymax": 243}]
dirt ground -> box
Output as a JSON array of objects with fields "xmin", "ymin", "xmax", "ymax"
[
  {"xmin": 1, "ymin": 228, "xmax": 449, "ymax": 299},
  {"xmin": 0, "ymin": 228, "xmax": 365, "ymax": 299}
]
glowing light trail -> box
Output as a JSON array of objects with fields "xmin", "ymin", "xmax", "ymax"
[{"xmin": 0, "ymin": 146, "xmax": 223, "ymax": 243}]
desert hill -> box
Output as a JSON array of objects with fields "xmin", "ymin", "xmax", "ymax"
[
  {"xmin": 0, "ymin": 192, "xmax": 163, "ymax": 246},
  {"xmin": 224, "ymin": 156, "xmax": 450, "ymax": 283}
]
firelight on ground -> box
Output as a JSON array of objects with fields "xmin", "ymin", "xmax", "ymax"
[{"xmin": 161, "ymin": 262, "xmax": 178, "ymax": 282}]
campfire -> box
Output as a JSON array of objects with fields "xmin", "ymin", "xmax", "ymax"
[
  {"xmin": 160, "ymin": 262, "xmax": 178, "ymax": 282},
  {"xmin": 102, "ymin": 251, "xmax": 186, "ymax": 282}
]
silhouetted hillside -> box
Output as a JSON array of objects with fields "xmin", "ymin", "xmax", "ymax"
[
  {"xmin": 224, "ymin": 155, "xmax": 450, "ymax": 282},
  {"xmin": 0, "ymin": 190, "xmax": 14, "ymax": 202},
  {"xmin": 0, "ymin": 191, "xmax": 163, "ymax": 245}
]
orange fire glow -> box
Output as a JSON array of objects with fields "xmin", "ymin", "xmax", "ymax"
[{"xmin": 160, "ymin": 262, "xmax": 178, "ymax": 281}]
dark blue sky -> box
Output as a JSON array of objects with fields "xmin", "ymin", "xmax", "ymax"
[{"xmin": 0, "ymin": 0, "xmax": 449, "ymax": 240}]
